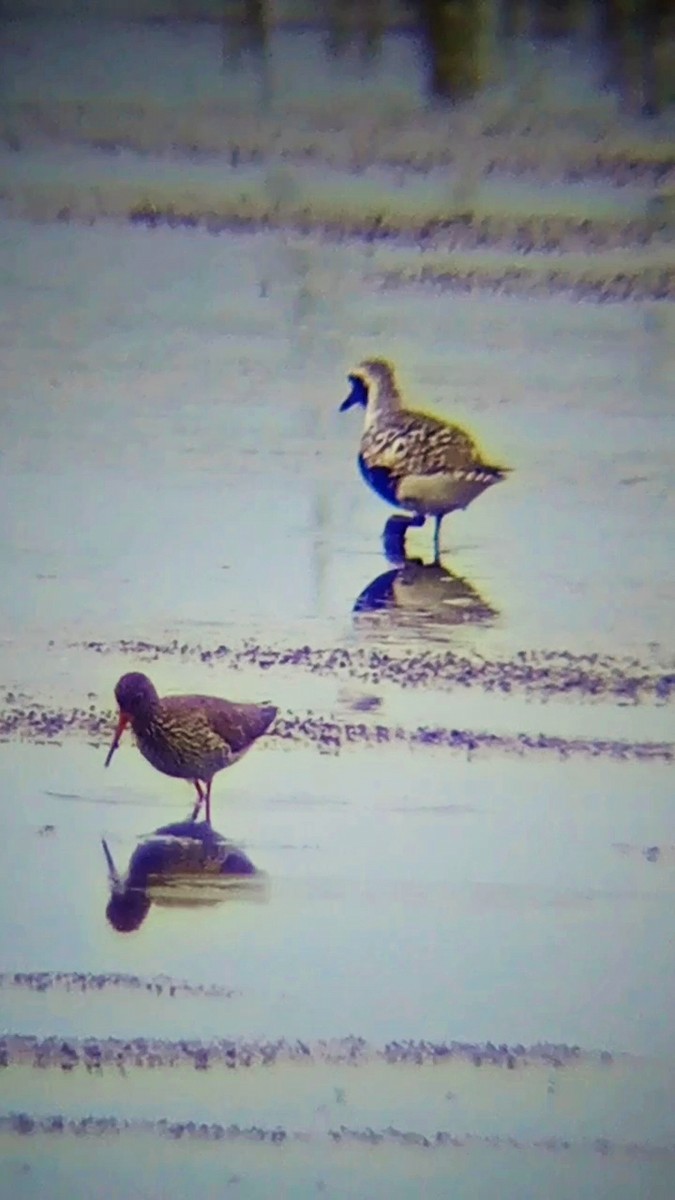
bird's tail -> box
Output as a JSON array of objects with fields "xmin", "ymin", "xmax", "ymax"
[
  {"xmin": 261, "ymin": 705, "xmax": 278, "ymax": 733},
  {"xmin": 483, "ymin": 463, "xmax": 511, "ymax": 484}
]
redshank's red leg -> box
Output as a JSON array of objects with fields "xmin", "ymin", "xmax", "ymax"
[
  {"xmin": 191, "ymin": 780, "xmax": 205, "ymax": 821},
  {"xmin": 204, "ymin": 780, "xmax": 212, "ymax": 825}
]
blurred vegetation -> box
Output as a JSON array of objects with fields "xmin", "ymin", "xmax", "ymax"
[
  {"xmin": 324, "ymin": 0, "xmax": 387, "ymax": 61},
  {"xmin": 0, "ymin": 0, "xmax": 672, "ymax": 114},
  {"xmin": 218, "ymin": 0, "xmax": 675, "ymax": 114},
  {"xmin": 595, "ymin": 0, "xmax": 675, "ymax": 115}
]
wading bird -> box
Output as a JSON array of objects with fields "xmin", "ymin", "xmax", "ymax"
[
  {"xmin": 340, "ymin": 358, "xmax": 508, "ymax": 562},
  {"xmin": 105, "ymin": 672, "xmax": 277, "ymax": 823}
]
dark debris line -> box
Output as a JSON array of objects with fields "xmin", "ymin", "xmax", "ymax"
[
  {"xmin": 3, "ymin": 93, "xmax": 675, "ymax": 186},
  {"xmin": 123, "ymin": 207, "xmax": 675, "ymax": 304},
  {"xmin": 0, "ymin": 700, "xmax": 671, "ymax": 763},
  {"xmin": 0, "ymin": 971, "xmax": 238, "ymax": 1000},
  {"xmin": 3, "ymin": 640, "xmax": 672, "ymax": 761},
  {"xmin": 7, "ymin": 197, "xmax": 674, "ymax": 304},
  {"xmin": 0, "ymin": 1031, "xmax": 617, "ymax": 1071},
  {"xmin": 4, "ymin": 1112, "xmax": 672, "ymax": 1158},
  {"xmin": 272, "ymin": 714, "xmax": 673, "ymax": 763},
  {"xmin": 375, "ymin": 264, "xmax": 675, "ymax": 305},
  {"xmin": 124, "ymin": 202, "xmax": 674, "ymax": 255},
  {"xmin": 74, "ymin": 638, "xmax": 675, "ymax": 705}
]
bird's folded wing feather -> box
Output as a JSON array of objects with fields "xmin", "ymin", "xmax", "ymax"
[
  {"xmin": 162, "ymin": 696, "xmax": 276, "ymax": 754},
  {"xmin": 162, "ymin": 696, "xmax": 233, "ymax": 752},
  {"xmin": 363, "ymin": 412, "xmax": 479, "ymax": 475}
]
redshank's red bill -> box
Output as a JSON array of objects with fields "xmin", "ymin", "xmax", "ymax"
[{"xmin": 105, "ymin": 714, "xmax": 129, "ymax": 768}]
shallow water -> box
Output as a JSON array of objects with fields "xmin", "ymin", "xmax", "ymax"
[
  {"xmin": 2, "ymin": 1133, "xmax": 674, "ymax": 1200},
  {"xmin": 1, "ymin": 217, "xmax": 673, "ymax": 1008},
  {"xmin": 1, "ymin": 729, "xmax": 672, "ymax": 1041},
  {"xmin": 1, "ymin": 735, "xmax": 674, "ymax": 1052},
  {"xmin": 1, "ymin": 20, "xmax": 674, "ymax": 1191},
  {"xmin": 1, "ymin": 220, "xmax": 673, "ymax": 659}
]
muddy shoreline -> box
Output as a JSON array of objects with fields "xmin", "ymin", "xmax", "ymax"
[
  {"xmin": 3, "ymin": 635, "xmax": 673, "ymax": 762},
  {"xmin": 0, "ymin": 1031, "xmax": 613, "ymax": 1071},
  {"xmin": 5, "ymin": 1114, "xmax": 672, "ymax": 1158},
  {"xmin": 4, "ymin": 102, "xmax": 675, "ymax": 188},
  {"xmin": 73, "ymin": 638, "xmax": 675, "ymax": 704},
  {"xmin": 0, "ymin": 972, "xmax": 238, "ymax": 1001},
  {"xmin": 3, "ymin": 181, "xmax": 673, "ymax": 302},
  {"xmin": 1, "ymin": 700, "xmax": 671, "ymax": 764}
]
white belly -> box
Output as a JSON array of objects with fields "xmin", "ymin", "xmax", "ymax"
[{"xmin": 396, "ymin": 471, "xmax": 492, "ymax": 514}]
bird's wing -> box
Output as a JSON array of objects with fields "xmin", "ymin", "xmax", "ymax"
[
  {"xmin": 362, "ymin": 411, "xmax": 480, "ymax": 476},
  {"xmin": 161, "ymin": 697, "xmax": 231, "ymax": 755},
  {"xmin": 396, "ymin": 466, "xmax": 503, "ymax": 512},
  {"xmin": 166, "ymin": 695, "xmax": 277, "ymax": 755},
  {"xmin": 211, "ymin": 701, "xmax": 277, "ymax": 754}
]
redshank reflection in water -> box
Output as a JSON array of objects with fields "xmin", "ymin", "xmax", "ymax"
[{"xmin": 102, "ymin": 823, "xmax": 264, "ymax": 933}]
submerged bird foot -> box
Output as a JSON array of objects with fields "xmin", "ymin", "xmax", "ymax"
[
  {"xmin": 383, "ymin": 513, "xmax": 426, "ymax": 533},
  {"xmin": 432, "ymin": 515, "xmax": 443, "ymax": 566},
  {"xmin": 383, "ymin": 513, "xmax": 427, "ymax": 564}
]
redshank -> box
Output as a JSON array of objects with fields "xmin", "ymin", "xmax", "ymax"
[
  {"xmin": 340, "ymin": 358, "xmax": 509, "ymax": 563},
  {"xmin": 104, "ymin": 672, "xmax": 277, "ymax": 822}
]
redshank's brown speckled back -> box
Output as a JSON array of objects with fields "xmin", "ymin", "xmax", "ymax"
[{"xmin": 104, "ymin": 672, "xmax": 277, "ymax": 822}]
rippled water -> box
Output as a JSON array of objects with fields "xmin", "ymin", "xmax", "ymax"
[
  {"xmin": 1, "ymin": 220, "xmax": 672, "ymax": 655},
  {"xmin": 0, "ymin": 21, "xmax": 674, "ymax": 1196}
]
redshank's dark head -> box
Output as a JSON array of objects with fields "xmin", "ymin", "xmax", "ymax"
[
  {"xmin": 101, "ymin": 838, "xmax": 151, "ymax": 932},
  {"xmin": 104, "ymin": 672, "xmax": 159, "ymax": 768},
  {"xmin": 106, "ymin": 889, "xmax": 151, "ymax": 933},
  {"xmin": 114, "ymin": 672, "xmax": 159, "ymax": 717}
]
